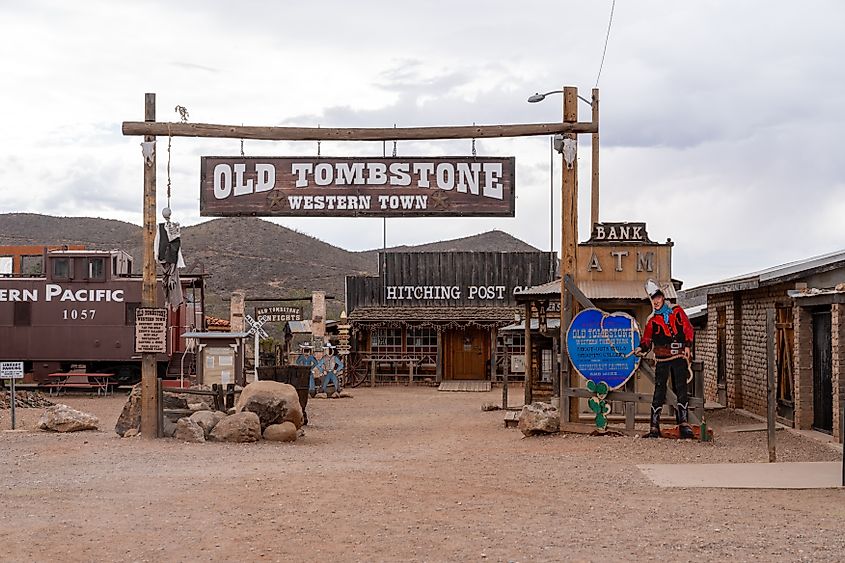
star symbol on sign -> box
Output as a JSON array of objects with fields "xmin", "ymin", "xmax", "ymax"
[
  {"xmin": 267, "ymin": 191, "xmax": 285, "ymax": 210},
  {"xmin": 430, "ymin": 191, "xmax": 449, "ymax": 210}
]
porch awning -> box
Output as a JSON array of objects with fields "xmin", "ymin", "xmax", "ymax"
[{"xmin": 348, "ymin": 306, "xmax": 519, "ymax": 329}]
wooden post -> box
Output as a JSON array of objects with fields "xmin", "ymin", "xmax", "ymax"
[
  {"xmin": 435, "ymin": 331, "xmax": 443, "ymax": 383},
  {"xmin": 561, "ymin": 288, "xmax": 574, "ymax": 421},
  {"xmin": 156, "ymin": 377, "xmax": 163, "ymax": 438},
  {"xmin": 140, "ymin": 93, "xmax": 159, "ymax": 439},
  {"xmin": 560, "ymin": 86, "xmax": 580, "ymax": 424},
  {"xmin": 590, "ymin": 88, "xmax": 600, "ymax": 227},
  {"xmin": 370, "ymin": 359, "xmax": 376, "ymax": 388},
  {"xmin": 524, "ymin": 302, "xmax": 533, "ymax": 406},
  {"xmin": 766, "ymin": 308, "xmax": 777, "ymax": 462},
  {"xmin": 502, "ymin": 360, "xmax": 509, "ymax": 410},
  {"xmin": 624, "ymin": 377, "xmax": 635, "ymax": 431},
  {"xmin": 693, "ymin": 359, "xmax": 705, "ymax": 424},
  {"xmin": 490, "ymin": 327, "xmax": 498, "ymax": 383}
]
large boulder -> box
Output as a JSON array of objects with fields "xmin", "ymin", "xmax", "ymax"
[
  {"xmin": 235, "ymin": 381, "xmax": 303, "ymax": 431},
  {"xmin": 263, "ymin": 422, "xmax": 297, "ymax": 442},
  {"xmin": 189, "ymin": 410, "xmax": 225, "ymax": 438},
  {"xmin": 114, "ymin": 384, "xmax": 141, "ymax": 437},
  {"xmin": 209, "ymin": 412, "xmax": 261, "ymax": 443},
  {"xmin": 37, "ymin": 404, "xmax": 99, "ymax": 432},
  {"xmin": 173, "ymin": 417, "xmax": 205, "ymax": 443},
  {"xmin": 518, "ymin": 402, "xmax": 560, "ymax": 436}
]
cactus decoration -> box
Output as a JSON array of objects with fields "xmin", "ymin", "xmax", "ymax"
[{"xmin": 586, "ymin": 380, "xmax": 612, "ymax": 431}]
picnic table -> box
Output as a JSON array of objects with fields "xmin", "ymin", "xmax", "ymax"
[{"xmin": 45, "ymin": 373, "xmax": 115, "ymax": 396}]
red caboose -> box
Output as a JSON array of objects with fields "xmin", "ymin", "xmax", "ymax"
[{"xmin": 0, "ymin": 247, "xmax": 205, "ymax": 384}]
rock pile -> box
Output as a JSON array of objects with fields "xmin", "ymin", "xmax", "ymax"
[
  {"xmin": 1, "ymin": 390, "xmax": 55, "ymax": 409},
  {"xmin": 117, "ymin": 381, "xmax": 304, "ymax": 444}
]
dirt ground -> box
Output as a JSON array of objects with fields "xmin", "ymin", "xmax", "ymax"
[{"xmin": 1, "ymin": 387, "xmax": 843, "ymax": 563}]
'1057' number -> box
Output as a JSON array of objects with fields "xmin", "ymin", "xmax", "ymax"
[{"xmin": 63, "ymin": 309, "xmax": 96, "ymax": 320}]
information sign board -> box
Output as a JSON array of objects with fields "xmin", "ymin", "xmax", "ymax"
[
  {"xmin": 134, "ymin": 307, "xmax": 168, "ymax": 354},
  {"xmin": 566, "ymin": 308, "xmax": 641, "ymax": 390}
]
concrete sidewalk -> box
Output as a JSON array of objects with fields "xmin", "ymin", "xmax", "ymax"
[{"xmin": 639, "ymin": 461, "xmax": 844, "ymax": 489}]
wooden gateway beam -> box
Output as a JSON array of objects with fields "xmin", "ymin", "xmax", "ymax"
[{"xmin": 121, "ymin": 121, "xmax": 598, "ymax": 141}]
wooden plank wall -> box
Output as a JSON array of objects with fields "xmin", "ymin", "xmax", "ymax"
[{"xmin": 346, "ymin": 251, "xmax": 557, "ymax": 313}]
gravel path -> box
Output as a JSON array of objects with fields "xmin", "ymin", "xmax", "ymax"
[{"xmin": 1, "ymin": 387, "xmax": 842, "ymax": 562}]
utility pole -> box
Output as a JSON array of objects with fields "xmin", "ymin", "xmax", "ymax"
[
  {"xmin": 141, "ymin": 93, "xmax": 159, "ymax": 438},
  {"xmin": 560, "ymin": 86, "xmax": 580, "ymax": 424}
]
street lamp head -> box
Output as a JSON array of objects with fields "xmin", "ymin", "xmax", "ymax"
[{"xmin": 527, "ymin": 93, "xmax": 546, "ymax": 103}]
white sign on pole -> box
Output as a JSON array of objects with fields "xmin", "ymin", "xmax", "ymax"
[
  {"xmin": 0, "ymin": 361, "xmax": 24, "ymax": 379},
  {"xmin": 134, "ymin": 307, "xmax": 168, "ymax": 354}
]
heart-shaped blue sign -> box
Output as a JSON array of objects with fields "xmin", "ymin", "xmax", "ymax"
[{"xmin": 566, "ymin": 308, "xmax": 641, "ymax": 390}]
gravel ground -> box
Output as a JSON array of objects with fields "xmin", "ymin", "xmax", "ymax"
[{"xmin": 1, "ymin": 387, "xmax": 843, "ymax": 562}]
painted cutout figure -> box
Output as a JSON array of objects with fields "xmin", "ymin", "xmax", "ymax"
[
  {"xmin": 295, "ymin": 342, "xmax": 319, "ymax": 396},
  {"xmin": 635, "ymin": 279, "xmax": 695, "ymax": 439},
  {"xmin": 316, "ymin": 342, "xmax": 344, "ymax": 395}
]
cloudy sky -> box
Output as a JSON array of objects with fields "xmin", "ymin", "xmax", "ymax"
[{"xmin": 1, "ymin": 1, "xmax": 843, "ymax": 287}]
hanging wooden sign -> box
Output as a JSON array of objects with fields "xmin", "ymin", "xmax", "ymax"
[{"xmin": 200, "ymin": 156, "xmax": 515, "ymax": 217}]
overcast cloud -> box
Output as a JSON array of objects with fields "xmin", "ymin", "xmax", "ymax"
[{"xmin": 1, "ymin": 1, "xmax": 843, "ymax": 287}]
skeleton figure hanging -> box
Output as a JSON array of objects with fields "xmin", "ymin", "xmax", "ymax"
[{"xmin": 154, "ymin": 207, "xmax": 186, "ymax": 311}]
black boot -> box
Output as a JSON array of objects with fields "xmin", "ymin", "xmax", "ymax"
[
  {"xmin": 645, "ymin": 406, "xmax": 661, "ymax": 438},
  {"xmin": 677, "ymin": 402, "xmax": 694, "ymax": 439}
]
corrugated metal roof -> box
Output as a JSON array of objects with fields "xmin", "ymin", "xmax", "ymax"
[
  {"xmin": 513, "ymin": 279, "xmax": 675, "ymax": 301},
  {"xmin": 580, "ymin": 280, "xmax": 676, "ymax": 300},
  {"xmin": 689, "ymin": 248, "xmax": 845, "ymax": 295}
]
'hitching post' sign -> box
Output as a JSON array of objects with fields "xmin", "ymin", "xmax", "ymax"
[
  {"xmin": 200, "ymin": 156, "xmax": 516, "ymax": 218},
  {"xmin": 566, "ymin": 308, "xmax": 641, "ymax": 390},
  {"xmin": 134, "ymin": 307, "xmax": 168, "ymax": 354},
  {"xmin": 0, "ymin": 361, "xmax": 24, "ymax": 379}
]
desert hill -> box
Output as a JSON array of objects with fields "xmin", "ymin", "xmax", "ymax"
[{"xmin": 0, "ymin": 213, "xmax": 539, "ymax": 317}]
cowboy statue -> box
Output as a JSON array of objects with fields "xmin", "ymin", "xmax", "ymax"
[
  {"xmin": 295, "ymin": 342, "xmax": 320, "ymax": 396},
  {"xmin": 635, "ymin": 279, "xmax": 695, "ymax": 439},
  {"xmin": 316, "ymin": 342, "xmax": 345, "ymax": 396}
]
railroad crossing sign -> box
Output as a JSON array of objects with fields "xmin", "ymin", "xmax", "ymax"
[{"xmin": 244, "ymin": 314, "xmax": 270, "ymax": 340}]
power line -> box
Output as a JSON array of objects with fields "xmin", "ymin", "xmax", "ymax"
[{"xmin": 594, "ymin": 0, "xmax": 616, "ymax": 88}]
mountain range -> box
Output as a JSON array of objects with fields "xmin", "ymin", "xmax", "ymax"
[{"xmin": 0, "ymin": 213, "xmax": 539, "ymax": 318}]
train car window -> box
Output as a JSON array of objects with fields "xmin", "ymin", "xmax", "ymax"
[
  {"xmin": 0, "ymin": 256, "xmax": 11, "ymax": 275},
  {"xmin": 14, "ymin": 302, "xmax": 32, "ymax": 326},
  {"xmin": 125, "ymin": 302, "xmax": 140, "ymax": 325},
  {"xmin": 21, "ymin": 255, "xmax": 44, "ymax": 276},
  {"xmin": 52, "ymin": 258, "xmax": 70, "ymax": 280},
  {"xmin": 88, "ymin": 258, "xmax": 105, "ymax": 280}
]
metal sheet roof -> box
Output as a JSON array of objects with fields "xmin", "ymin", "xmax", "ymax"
[
  {"xmin": 513, "ymin": 279, "xmax": 675, "ymax": 301},
  {"xmin": 688, "ymin": 248, "xmax": 845, "ymax": 295}
]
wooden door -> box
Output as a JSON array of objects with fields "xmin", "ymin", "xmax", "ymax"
[
  {"xmin": 716, "ymin": 307, "xmax": 727, "ymax": 405},
  {"xmin": 444, "ymin": 329, "xmax": 489, "ymax": 380},
  {"xmin": 775, "ymin": 305, "xmax": 795, "ymax": 421},
  {"xmin": 812, "ymin": 311, "xmax": 833, "ymax": 433}
]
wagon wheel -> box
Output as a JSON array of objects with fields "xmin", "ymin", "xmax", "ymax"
[{"xmin": 342, "ymin": 354, "xmax": 370, "ymax": 388}]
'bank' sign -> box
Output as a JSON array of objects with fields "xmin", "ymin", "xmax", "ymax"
[{"xmin": 200, "ymin": 156, "xmax": 515, "ymax": 217}]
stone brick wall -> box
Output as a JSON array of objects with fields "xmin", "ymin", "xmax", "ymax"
[
  {"xmin": 700, "ymin": 285, "xmax": 794, "ymax": 419},
  {"xmin": 793, "ymin": 305, "xmax": 814, "ymax": 430},
  {"xmin": 831, "ymin": 303, "xmax": 843, "ymax": 441}
]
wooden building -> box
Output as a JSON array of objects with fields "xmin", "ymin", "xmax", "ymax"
[{"xmin": 345, "ymin": 251, "xmax": 556, "ymax": 383}]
